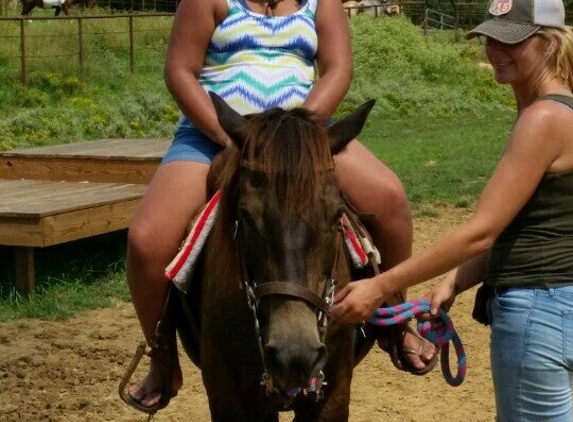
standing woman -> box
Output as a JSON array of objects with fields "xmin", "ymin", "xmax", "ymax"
[
  {"xmin": 124, "ymin": 0, "xmax": 430, "ymax": 414},
  {"xmin": 331, "ymin": 0, "xmax": 573, "ymax": 420}
]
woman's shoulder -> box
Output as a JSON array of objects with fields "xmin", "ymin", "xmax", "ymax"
[
  {"xmin": 519, "ymin": 95, "xmax": 573, "ymax": 173},
  {"xmin": 522, "ymin": 96, "xmax": 573, "ymax": 124},
  {"xmin": 175, "ymin": 0, "xmax": 229, "ymax": 20},
  {"xmin": 510, "ymin": 98, "xmax": 571, "ymax": 152}
]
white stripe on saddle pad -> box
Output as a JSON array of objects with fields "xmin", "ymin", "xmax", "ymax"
[{"xmin": 165, "ymin": 191, "xmax": 381, "ymax": 293}]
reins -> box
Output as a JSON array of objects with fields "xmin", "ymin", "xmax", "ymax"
[{"xmin": 369, "ymin": 300, "xmax": 466, "ymax": 387}]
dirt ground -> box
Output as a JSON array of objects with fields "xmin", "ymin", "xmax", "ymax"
[{"xmin": 0, "ymin": 206, "xmax": 496, "ymax": 422}]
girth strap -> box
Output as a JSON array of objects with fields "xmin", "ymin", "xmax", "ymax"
[{"xmin": 253, "ymin": 281, "xmax": 329, "ymax": 314}]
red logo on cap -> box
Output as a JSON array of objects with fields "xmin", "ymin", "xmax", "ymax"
[{"xmin": 489, "ymin": 0, "xmax": 512, "ymax": 16}]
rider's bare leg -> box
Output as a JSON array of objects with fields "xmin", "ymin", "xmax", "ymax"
[{"xmin": 127, "ymin": 161, "xmax": 210, "ymax": 408}]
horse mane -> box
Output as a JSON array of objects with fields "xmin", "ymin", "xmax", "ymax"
[{"xmin": 237, "ymin": 107, "xmax": 334, "ymax": 217}]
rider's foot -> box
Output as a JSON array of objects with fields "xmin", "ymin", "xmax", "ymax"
[
  {"xmin": 127, "ymin": 359, "xmax": 183, "ymax": 412},
  {"xmin": 376, "ymin": 323, "xmax": 439, "ymax": 375},
  {"xmin": 400, "ymin": 326, "xmax": 437, "ymax": 373}
]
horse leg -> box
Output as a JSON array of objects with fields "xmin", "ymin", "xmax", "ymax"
[
  {"xmin": 53, "ymin": 6, "xmax": 61, "ymax": 15},
  {"xmin": 59, "ymin": 0, "xmax": 69, "ymax": 15},
  {"xmin": 21, "ymin": 4, "xmax": 33, "ymax": 15}
]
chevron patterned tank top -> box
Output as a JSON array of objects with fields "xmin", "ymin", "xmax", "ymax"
[{"xmin": 179, "ymin": 0, "xmax": 318, "ymax": 128}]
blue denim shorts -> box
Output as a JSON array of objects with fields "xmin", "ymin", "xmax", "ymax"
[{"xmin": 161, "ymin": 126, "xmax": 223, "ymax": 165}]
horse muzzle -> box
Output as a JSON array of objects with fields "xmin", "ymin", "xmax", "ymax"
[{"xmin": 263, "ymin": 339, "xmax": 328, "ymax": 393}]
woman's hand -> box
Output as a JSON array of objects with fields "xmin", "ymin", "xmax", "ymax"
[
  {"xmin": 425, "ymin": 277, "xmax": 458, "ymax": 317},
  {"xmin": 329, "ymin": 275, "xmax": 387, "ymax": 324}
]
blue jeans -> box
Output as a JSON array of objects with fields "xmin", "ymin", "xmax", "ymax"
[{"xmin": 488, "ymin": 286, "xmax": 573, "ymax": 421}]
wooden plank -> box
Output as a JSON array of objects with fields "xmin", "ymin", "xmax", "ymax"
[
  {"xmin": 0, "ymin": 180, "xmax": 146, "ymax": 246},
  {"xmin": 0, "ymin": 138, "xmax": 170, "ymax": 183},
  {"xmin": 0, "ymin": 199, "xmax": 141, "ymax": 247},
  {"xmin": 0, "ymin": 138, "xmax": 170, "ymax": 159},
  {"xmin": 0, "ymin": 157, "xmax": 161, "ymax": 184},
  {"xmin": 0, "ymin": 179, "xmax": 146, "ymax": 218},
  {"xmin": 0, "ymin": 217, "xmax": 44, "ymax": 247},
  {"xmin": 40, "ymin": 199, "xmax": 141, "ymax": 246}
]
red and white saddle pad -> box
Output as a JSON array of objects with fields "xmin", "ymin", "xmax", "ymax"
[
  {"xmin": 164, "ymin": 190, "xmax": 221, "ymax": 292},
  {"xmin": 165, "ymin": 190, "xmax": 381, "ymax": 292}
]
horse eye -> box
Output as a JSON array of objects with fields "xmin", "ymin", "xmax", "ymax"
[
  {"xmin": 238, "ymin": 207, "xmax": 260, "ymax": 230},
  {"xmin": 249, "ymin": 172, "xmax": 267, "ymax": 190}
]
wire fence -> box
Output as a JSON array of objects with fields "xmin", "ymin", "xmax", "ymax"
[
  {"xmin": 5, "ymin": 1, "xmax": 562, "ymax": 86},
  {"xmin": 0, "ymin": 12, "xmax": 172, "ymax": 85}
]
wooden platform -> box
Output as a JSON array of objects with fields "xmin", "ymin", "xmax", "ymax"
[
  {"xmin": 0, "ymin": 138, "xmax": 171, "ymax": 184},
  {"xmin": 0, "ymin": 138, "xmax": 170, "ymax": 294}
]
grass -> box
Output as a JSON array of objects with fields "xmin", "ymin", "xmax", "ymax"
[
  {"xmin": 362, "ymin": 113, "xmax": 514, "ymax": 209},
  {"xmin": 0, "ymin": 15, "xmax": 516, "ymax": 320},
  {"xmin": 0, "ymin": 232, "xmax": 130, "ymax": 320}
]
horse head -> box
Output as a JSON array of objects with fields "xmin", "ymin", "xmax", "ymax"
[{"xmin": 209, "ymin": 92, "xmax": 374, "ymax": 395}]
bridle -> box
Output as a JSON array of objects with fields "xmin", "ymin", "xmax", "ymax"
[{"xmin": 233, "ymin": 161, "xmax": 344, "ymax": 399}]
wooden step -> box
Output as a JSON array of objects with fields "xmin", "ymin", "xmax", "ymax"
[
  {"xmin": 0, "ymin": 179, "xmax": 148, "ymax": 295},
  {"xmin": 0, "ymin": 138, "xmax": 171, "ymax": 184},
  {"xmin": 0, "ymin": 138, "xmax": 172, "ymax": 294},
  {"xmin": 0, "ymin": 179, "xmax": 147, "ymax": 247}
]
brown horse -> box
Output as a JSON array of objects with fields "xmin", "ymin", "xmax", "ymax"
[
  {"xmin": 168, "ymin": 94, "xmax": 378, "ymax": 422},
  {"xmin": 21, "ymin": 0, "xmax": 96, "ymax": 16}
]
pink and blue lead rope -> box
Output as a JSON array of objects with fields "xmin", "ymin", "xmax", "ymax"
[{"xmin": 370, "ymin": 299, "xmax": 466, "ymax": 387}]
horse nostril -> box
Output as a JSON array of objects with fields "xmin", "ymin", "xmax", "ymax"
[
  {"xmin": 312, "ymin": 344, "xmax": 328, "ymax": 376},
  {"xmin": 263, "ymin": 342, "xmax": 328, "ymax": 390},
  {"xmin": 263, "ymin": 344, "xmax": 282, "ymax": 375}
]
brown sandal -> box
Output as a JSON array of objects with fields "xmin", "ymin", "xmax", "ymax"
[
  {"xmin": 396, "ymin": 326, "xmax": 439, "ymax": 376},
  {"xmin": 119, "ymin": 286, "xmax": 179, "ymax": 415},
  {"xmin": 374, "ymin": 322, "xmax": 439, "ymax": 376}
]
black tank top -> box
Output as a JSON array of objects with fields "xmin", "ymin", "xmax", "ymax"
[{"xmin": 485, "ymin": 95, "xmax": 573, "ymax": 288}]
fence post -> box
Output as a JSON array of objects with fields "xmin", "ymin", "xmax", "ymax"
[
  {"xmin": 20, "ymin": 18, "xmax": 26, "ymax": 86},
  {"xmin": 78, "ymin": 17, "xmax": 84, "ymax": 74},
  {"xmin": 422, "ymin": 5, "xmax": 428, "ymax": 35},
  {"xmin": 129, "ymin": 15, "xmax": 134, "ymax": 73}
]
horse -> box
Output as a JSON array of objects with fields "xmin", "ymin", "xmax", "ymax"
[
  {"xmin": 344, "ymin": 0, "xmax": 404, "ymax": 17},
  {"xmin": 20, "ymin": 0, "xmax": 96, "ymax": 16},
  {"xmin": 151, "ymin": 94, "xmax": 380, "ymax": 421}
]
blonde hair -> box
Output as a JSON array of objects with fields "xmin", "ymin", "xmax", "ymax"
[{"xmin": 538, "ymin": 27, "xmax": 573, "ymax": 91}]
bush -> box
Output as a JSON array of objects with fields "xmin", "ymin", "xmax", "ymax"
[
  {"xmin": 343, "ymin": 16, "xmax": 513, "ymax": 118},
  {"xmin": 0, "ymin": 15, "xmax": 514, "ymax": 150}
]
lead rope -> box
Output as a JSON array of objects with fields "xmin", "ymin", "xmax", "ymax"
[{"xmin": 369, "ymin": 299, "xmax": 466, "ymax": 387}]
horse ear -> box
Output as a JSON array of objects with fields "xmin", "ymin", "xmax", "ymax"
[
  {"xmin": 209, "ymin": 92, "xmax": 247, "ymax": 149},
  {"xmin": 327, "ymin": 99, "xmax": 376, "ymax": 155}
]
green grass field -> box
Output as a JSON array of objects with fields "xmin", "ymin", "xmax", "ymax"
[{"xmin": 0, "ymin": 15, "xmax": 516, "ymax": 320}]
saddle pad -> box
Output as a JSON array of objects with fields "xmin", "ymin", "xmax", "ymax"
[
  {"xmin": 165, "ymin": 191, "xmax": 381, "ymax": 292},
  {"xmin": 164, "ymin": 190, "xmax": 221, "ymax": 291}
]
